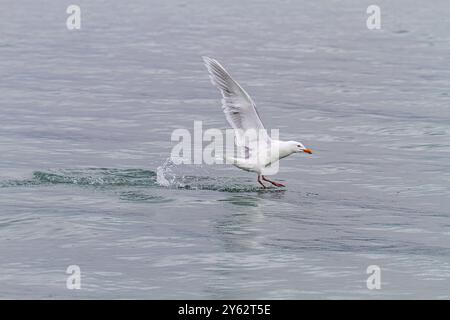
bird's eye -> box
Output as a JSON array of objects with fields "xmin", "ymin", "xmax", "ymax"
[{"xmin": 297, "ymin": 145, "xmax": 301, "ymax": 147}]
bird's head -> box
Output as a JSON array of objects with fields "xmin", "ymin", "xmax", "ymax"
[{"xmin": 288, "ymin": 141, "xmax": 313, "ymax": 154}]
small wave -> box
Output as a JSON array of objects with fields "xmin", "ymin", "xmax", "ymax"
[
  {"xmin": 0, "ymin": 168, "xmax": 157, "ymax": 188},
  {"xmin": 1, "ymin": 166, "xmax": 264, "ymax": 193},
  {"xmin": 119, "ymin": 191, "xmax": 174, "ymax": 203},
  {"xmin": 0, "ymin": 178, "xmax": 41, "ymax": 188},
  {"xmin": 33, "ymin": 168, "xmax": 157, "ymax": 186}
]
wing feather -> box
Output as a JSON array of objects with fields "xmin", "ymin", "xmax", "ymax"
[{"xmin": 202, "ymin": 56, "xmax": 270, "ymax": 149}]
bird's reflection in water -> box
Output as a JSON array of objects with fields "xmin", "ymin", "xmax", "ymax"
[
  {"xmin": 256, "ymin": 188, "xmax": 287, "ymax": 199},
  {"xmin": 215, "ymin": 196, "xmax": 263, "ymax": 249},
  {"xmin": 217, "ymin": 195, "xmax": 258, "ymax": 207},
  {"xmin": 214, "ymin": 190, "xmax": 287, "ymax": 251},
  {"xmin": 204, "ymin": 191, "xmax": 289, "ymax": 297}
]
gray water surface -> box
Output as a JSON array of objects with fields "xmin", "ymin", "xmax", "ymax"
[{"xmin": 1, "ymin": 0, "xmax": 450, "ymax": 299}]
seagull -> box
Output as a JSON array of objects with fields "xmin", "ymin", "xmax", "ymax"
[{"xmin": 202, "ymin": 56, "xmax": 312, "ymax": 188}]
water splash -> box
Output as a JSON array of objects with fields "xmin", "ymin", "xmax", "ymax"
[
  {"xmin": 156, "ymin": 158, "xmax": 179, "ymax": 187},
  {"xmin": 155, "ymin": 158, "xmax": 265, "ymax": 192}
]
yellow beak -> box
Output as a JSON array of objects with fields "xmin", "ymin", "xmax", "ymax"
[{"xmin": 303, "ymin": 149, "xmax": 312, "ymax": 154}]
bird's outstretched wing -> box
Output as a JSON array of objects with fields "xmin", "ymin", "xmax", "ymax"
[{"xmin": 202, "ymin": 56, "xmax": 271, "ymax": 150}]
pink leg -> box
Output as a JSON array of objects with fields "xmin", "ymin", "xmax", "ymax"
[
  {"xmin": 262, "ymin": 175, "xmax": 285, "ymax": 187},
  {"xmin": 257, "ymin": 175, "xmax": 266, "ymax": 188}
]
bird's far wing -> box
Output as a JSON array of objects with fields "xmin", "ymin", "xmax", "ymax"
[{"xmin": 202, "ymin": 56, "xmax": 271, "ymax": 149}]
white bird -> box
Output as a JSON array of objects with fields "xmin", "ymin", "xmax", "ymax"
[{"xmin": 202, "ymin": 56, "xmax": 312, "ymax": 188}]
